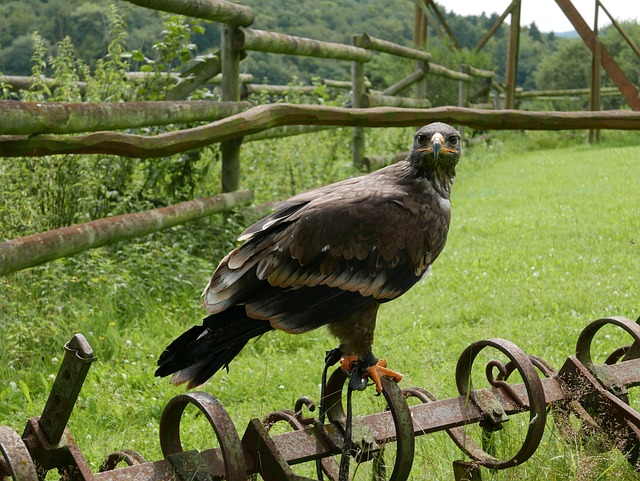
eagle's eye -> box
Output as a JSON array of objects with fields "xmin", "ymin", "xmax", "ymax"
[
  {"xmin": 416, "ymin": 134, "xmax": 427, "ymax": 145},
  {"xmin": 447, "ymin": 136, "xmax": 460, "ymax": 148}
]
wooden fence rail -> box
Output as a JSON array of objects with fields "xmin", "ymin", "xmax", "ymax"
[
  {"xmin": 358, "ymin": 33, "xmax": 431, "ymax": 61},
  {"xmin": 0, "ymin": 100, "xmax": 251, "ymax": 135},
  {"xmin": 234, "ymin": 28, "xmax": 373, "ymax": 62},
  {"xmin": 2, "ymin": 104, "xmax": 640, "ymax": 159},
  {"xmin": 0, "ymin": 191, "xmax": 253, "ymax": 277},
  {"xmin": 124, "ymin": 0, "xmax": 255, "ymax": 26}
]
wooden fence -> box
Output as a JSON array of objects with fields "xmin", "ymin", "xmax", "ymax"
[{"xmin": 1, "ymin": 0, "xmax": 640, "ymax": 277}]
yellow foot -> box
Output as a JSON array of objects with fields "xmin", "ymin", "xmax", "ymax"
[
  {"xmin": 339, "ymin": 355, "xmax": 403, "ymax": 393},
  {"xmin": 366, "ymin": 359, "xmax": 403, "ymax": 393},
  {"xmin": 340, "ymin": 354, "xmax": 359, "ymax": 373}
]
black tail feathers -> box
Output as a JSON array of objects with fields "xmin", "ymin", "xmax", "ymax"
[{"xmin": 155, "ymin": 306, "xmax": 272, "ymax": 389}]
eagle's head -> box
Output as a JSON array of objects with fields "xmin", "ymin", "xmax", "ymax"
[{"xmin": 409, "ymin": 122, "xmax": 461, "ymax": 186}]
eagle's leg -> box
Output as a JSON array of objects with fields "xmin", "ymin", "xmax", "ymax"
[
  {"xmin": 340, "ymin": 351, "xmax": 403, "ymax": 393},
  {"xmin": 330, "ymin": 304, "xmax": 402, "ymax": 392}
]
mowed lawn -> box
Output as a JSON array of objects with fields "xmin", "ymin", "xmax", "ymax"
[{"xmin": 1, "ymin": 131, "xmax": 639, "ymax": 479}]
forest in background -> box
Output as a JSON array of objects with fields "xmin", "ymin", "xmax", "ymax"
[{"xmin": 1, "ymin": 0, "xmax": 638, "ymax": 98}]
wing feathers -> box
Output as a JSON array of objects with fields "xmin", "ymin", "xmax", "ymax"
[{"xmin": 201, "ymin": 159, "xmax": 451, "ymax": 335}]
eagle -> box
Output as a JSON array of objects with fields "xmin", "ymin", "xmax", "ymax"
[{"xmin": 155, "ymin": 122, "xmax": 462, "ymax": 392}]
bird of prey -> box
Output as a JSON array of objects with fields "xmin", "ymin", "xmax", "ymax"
[{"xmin": 156, "ymin": 122, "xmax": 462, "ymax": 393}]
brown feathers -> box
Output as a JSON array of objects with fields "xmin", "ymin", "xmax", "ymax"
[{"xmin": 156, "ymin": 122, "xmax": 462, "ymax": 387}]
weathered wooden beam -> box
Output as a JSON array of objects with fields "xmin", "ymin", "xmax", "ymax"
[
  {"xmin": 0, "ymin": 190, "xmax": 253, "ymax": 277},
  {"xmin": 517, "ymin": 87, "xmax": 620, "ymax": 98},
  {"xmin": 417, "ymin": 1, "xmax": 446, "ymax": 45},
  {"xmin": 464, "ymin": 65, "xmax": 495, "ymax": 79},
  {"xmin": 413, "ymin": 1, "xmax": 426, "ymax": 48},
  {"xmin": 504, "ymin": 0, "xmax": 521, "ymax": 109},
  {"xmin": 554, "ymin": 0, "xmax": 640, "ymax": 110},
  {"xmin": 3, "ymin": 105, "xmax": 640, "ymax": 159},
  {"xmin": 244, "ymin": 125, "xmax": 335, "ymax": 142},
  {"xmin": 426, "ymin": 63, "xmax": 472, "ymax": 82},
  {"xmin": 358, "ymin": 33, "xmax": 431, "ymax": 61},
  {"xmin": 351, "ymin": 35, "xmax": 367, "ymax": 168},
  {"xmin": 0, "ymin": 100, "xmax": 252, "ymax": 135},
  {"xmin": 380, "ymin": 69, "xmax": 425, "ymax": 97},
  {"xmin": 221, "ymin": 24, "xmax": 242, "ymax": 193},
  {"xmin": 234, "ymin": 28, "xmax": 373, "ymax": 62},
  {"xmin": 474, "ymin": 1, "xmax": 514, "ymax": 52},
  {"xmin": 322, "ymin": 78, "xmax": 372, "ymax": 89},
  {"xmin": 241, "ymin": 84, "xmax": 318, "ymax": 98},
  {"xmin": 165, "ymin": 53, "xmax": 222, "ymax": 101},
  {"xmin": 590, "ymin": 3, "xmax": 601, "ymax": 144},
  {"xmin": 0, "ymin": 75, "xmax": 87, "ymax": 94},
  {"xmin": 362, "ymin": 94, "xmax": 432, "ymax": 108},
  {"xmin": 458, "ymin": 65, "xmax": 468, "ymax": 109},
  {"xmin": 123, "ymin": 0, "xmax": 254, "ymax": 26},
  {"xmin": 427, "ymin": 0, "xmax": 461, "ymax": 49},
  {"xmin": 125, "ymin": 72, "xmax": 180, "ymax": 82},
  {"xmin": 597, "ymin": 0, "xmax": 640, "ymax": 60},
  {"xmin": 209, "ymin": 73, "xmax": 254, "ymax": 84},
  {"xmin": 362, "ymin": 150, "xmax": 409, "ymax": 171}
]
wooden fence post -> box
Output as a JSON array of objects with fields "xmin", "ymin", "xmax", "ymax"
[
  {"xmin": 221, "ymin": 24, "xmax": 242, "ymax": 192},
  {"xmin": 504, "ymin": 0, "xmax": 521, "ymax": 109},
  {"xmin": 351, "ymin": 34, "xmax": 366, "ymax": 169},
  {"xmin": 589, "ymin": 2, "xmax": 601, "ymax": 144},
  {"xmin": 414, "ymin": 1, "xmax": 427, "ymax": 99}
]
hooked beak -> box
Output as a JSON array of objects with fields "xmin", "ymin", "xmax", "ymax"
[
  {"xmin": 432, "ymin": 136, "xmax": 441, "ymax": 161},
  {"xmin": 418, "ymin": 132, "xmax": 444, "ymax": 161}
]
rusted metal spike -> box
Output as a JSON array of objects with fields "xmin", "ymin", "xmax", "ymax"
[
  {"xmin": 38, "ymin": 334, "xmax": 96, "ymax": 446},
  {"xmin": 469, "ymin": 390, "xmax": 509, "ymax": 432},
  {"xmin": 21, "ymin": 417, "xmax": 94, "ymax": 481},
  {"xmin": 558, "ymin": 355, "xmax": 640, "ymax": 468},
  {"xmin": 452, "ymin": 460, "xmax": 482, "ymax": 481},
  {"xmin": 167, "ymin": 450, "xmax": 213, "ymax": 481},
  {"xmin": 241, "ymin": 418, "xmax": 315, "ymax": 481}
]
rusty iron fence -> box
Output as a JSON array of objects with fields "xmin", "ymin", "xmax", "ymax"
[{"xmin": 2, "ymin": 315, "xmax": 640, "ymax": 481}]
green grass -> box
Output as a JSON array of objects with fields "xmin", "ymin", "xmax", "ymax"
[{"xmin": 1, "ymin": 129, "xmax": 640, "ymax": 480}]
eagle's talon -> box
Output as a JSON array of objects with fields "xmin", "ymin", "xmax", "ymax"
[
  {"xmin": 340, "ymin": 355, "xmax": 403, "ymax": 393},
  {"xmin": 339, "ymin": 354, "xmax": 359, "ymax": 373},
  {"xmin": 366, "ymin": 359, "xmax": 403, "ymax": 393}
]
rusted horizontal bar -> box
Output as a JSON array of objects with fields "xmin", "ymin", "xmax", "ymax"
[
  {"xmin": 358, "ymin": 33, "xmax": 431, "ymax": 61},
  {"xmin": 93, "ymin": 459, "xmax": 176, "ymax": 481},
  {"xmin": 0, "ymin": 190, "xmax": 253, "ymax": 277},
  {"xmin": 123, "ymin": 0, "xmax": 254, "ymax": 26},
  {"xmin": 234, "ymin": 28, "xmax": 373, "ymax": 62},
  {"xmin": 0, "ymin": 100, "xmax": 253, "ymax": 135},
  {"xmin": 148, "ymin": 375, "xmax": 567, "ymax": 478}
]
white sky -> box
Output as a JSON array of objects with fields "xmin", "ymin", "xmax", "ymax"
[{"xmin": 446, "ymin": 0, "xmax": 640, "ymax": 33}]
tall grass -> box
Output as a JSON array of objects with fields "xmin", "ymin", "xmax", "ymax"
[{"xmin": 2, "ymin": 128, "xmax": 639, "ymax": 480}]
